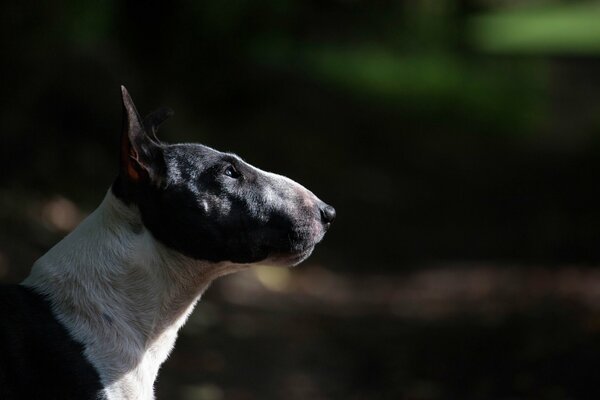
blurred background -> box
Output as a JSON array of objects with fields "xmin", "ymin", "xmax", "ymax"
[{"xmin": 2, "ymin": 0, "xmax": 600, "ymax": 399}]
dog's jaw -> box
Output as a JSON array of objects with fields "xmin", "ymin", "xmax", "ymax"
[{"xmin": 23, "ymin": 190, "xmax": 248, "ymax": 400}]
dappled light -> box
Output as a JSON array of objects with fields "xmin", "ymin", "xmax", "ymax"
[
  {"xmin": 253, "ymin": 265, "xmax": 292, "ymax": 292},
  {"xmin": 217, "ymin": 264, "xmax": 600, "ymax": 319},
  {"xmin": 181, "ymin": 384, "xmax": 224, "ymax": 400},
  {"xmin": 39, "ymin": 196, "xmax": 84, "ymax": 233}
]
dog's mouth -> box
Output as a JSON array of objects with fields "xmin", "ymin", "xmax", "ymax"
[
  {"xmin": 254, "ymin": 218, "xmax": 328, "ymax": 267},
  {"xmin": 286, "ymin": 246, "xmax": 316, "ymax": 266},
  {"xmin": 262, "ymin": 241, "xmax": 317, "ymax": 267}
]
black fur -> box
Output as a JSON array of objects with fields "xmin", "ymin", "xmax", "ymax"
[
  {"xmin": 113, "ymin": 144, "xmax": 324, "ymax": 263},
  {"xmin": 0, "ymin": 285, "xmax": 102, "ymax": 400}
]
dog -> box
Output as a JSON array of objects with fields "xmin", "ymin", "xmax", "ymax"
[{"xmin": 0, "ymin": 86, "xmax": 335, "ymax": 399}]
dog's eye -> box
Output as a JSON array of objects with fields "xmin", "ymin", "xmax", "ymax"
[{"xmin": 224, "ymin": 165, "xmax": 241, "ymax": 179}]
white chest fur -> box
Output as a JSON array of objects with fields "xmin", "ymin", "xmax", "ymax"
[{"xmin": 23, "ymin": 191, "xmax": 247, "ymax": 399}]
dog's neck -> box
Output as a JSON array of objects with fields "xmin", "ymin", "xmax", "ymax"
[{"xmin": 23, "ymin": 190, "xmax": 246, "ymax": 400}]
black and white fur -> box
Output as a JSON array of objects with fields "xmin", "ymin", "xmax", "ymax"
[{"xmin": 0, "ymin": 87, "xmax": 335, "ymax": 400}]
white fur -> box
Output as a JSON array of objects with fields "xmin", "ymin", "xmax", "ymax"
[{"xmin": 23, "ymin": 190, "xmax": 248, "ymax": 400}]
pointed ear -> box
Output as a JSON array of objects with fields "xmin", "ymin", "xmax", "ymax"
[
  {"xmin": 143, "ymin": 106, "xmax": 174, "ymax": 143},
  {"xmin": 120, "ymin": 86, "xmax": 164, "ymax": 185}
]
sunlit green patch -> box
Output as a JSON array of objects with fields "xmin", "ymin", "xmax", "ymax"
[{"xmin": 470, "ymin": 2, "xmax": 600, "ymax": 54}]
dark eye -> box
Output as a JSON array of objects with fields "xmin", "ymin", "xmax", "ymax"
[{"xmin": 224, "ymin": 164, "xmax": 241, "ymax": 179}]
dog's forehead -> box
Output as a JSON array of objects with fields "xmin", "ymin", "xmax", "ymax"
[
  {"xmin": 168, "ymin": 143, "xmax": 243, "ymax": 163},
  {"xmin": 167, "ymin": 143, "xmax": 222, "ymax": 160},
  {"xmin": 164, "ymin": 143, "xmax": 241, "ymax": 178}
]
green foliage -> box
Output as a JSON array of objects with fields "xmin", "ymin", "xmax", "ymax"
[{"xmin": 471, "ymin": 2, "xmax": 600, "ymax": 54}]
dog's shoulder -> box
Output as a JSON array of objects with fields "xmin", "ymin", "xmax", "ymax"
[{"xmin": 0, "ymin": 284, "xmax": 103, "ymax": 400}]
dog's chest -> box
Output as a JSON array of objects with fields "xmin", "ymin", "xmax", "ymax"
[{"xmin": 100, "ymin": 319, "xmax": 182, "ymax": 400}]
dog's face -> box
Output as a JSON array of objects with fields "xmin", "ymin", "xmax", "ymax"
[{"xmin": 113, "ymin": 87, "xmax": 335, "ymax": 266}]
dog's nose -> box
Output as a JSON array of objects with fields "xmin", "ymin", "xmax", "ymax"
[{"xmin": 320, "ymin": 205, "xmax": 336, "ymax": 224}]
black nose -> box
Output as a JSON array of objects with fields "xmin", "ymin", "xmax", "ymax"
[{"xmin": 320, "ymin": 205, "xmax": 336, "ymax": 224}]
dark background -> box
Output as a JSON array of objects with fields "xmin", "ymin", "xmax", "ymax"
[{"xmin": 2, "ymin": 1, "xmax": 600, "ymax": 399}]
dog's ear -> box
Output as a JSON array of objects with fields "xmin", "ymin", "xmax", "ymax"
[
  {"xmin": 143, "ymin": 107, "xmax": 174, "ymax": 143},
  {"xmin": 120, "ymin": 86, "xmax": 165, "ymax": 185}
]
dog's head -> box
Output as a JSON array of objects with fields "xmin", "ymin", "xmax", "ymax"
[{"xmin": 112, "ymin": 87, "xmax": 335, "ymax": 266}]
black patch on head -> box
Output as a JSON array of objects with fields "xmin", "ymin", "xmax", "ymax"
[
  {"xmin": 115, "ymin": 144, "xmax": 315, "ymax": 263},
  {"xmin": 112, "ymin": 87, "xmax": 325, "ymax": 264},
  {"xmin": 0, "ymin": 285, "xmax": 103, "ymax": 399}
]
